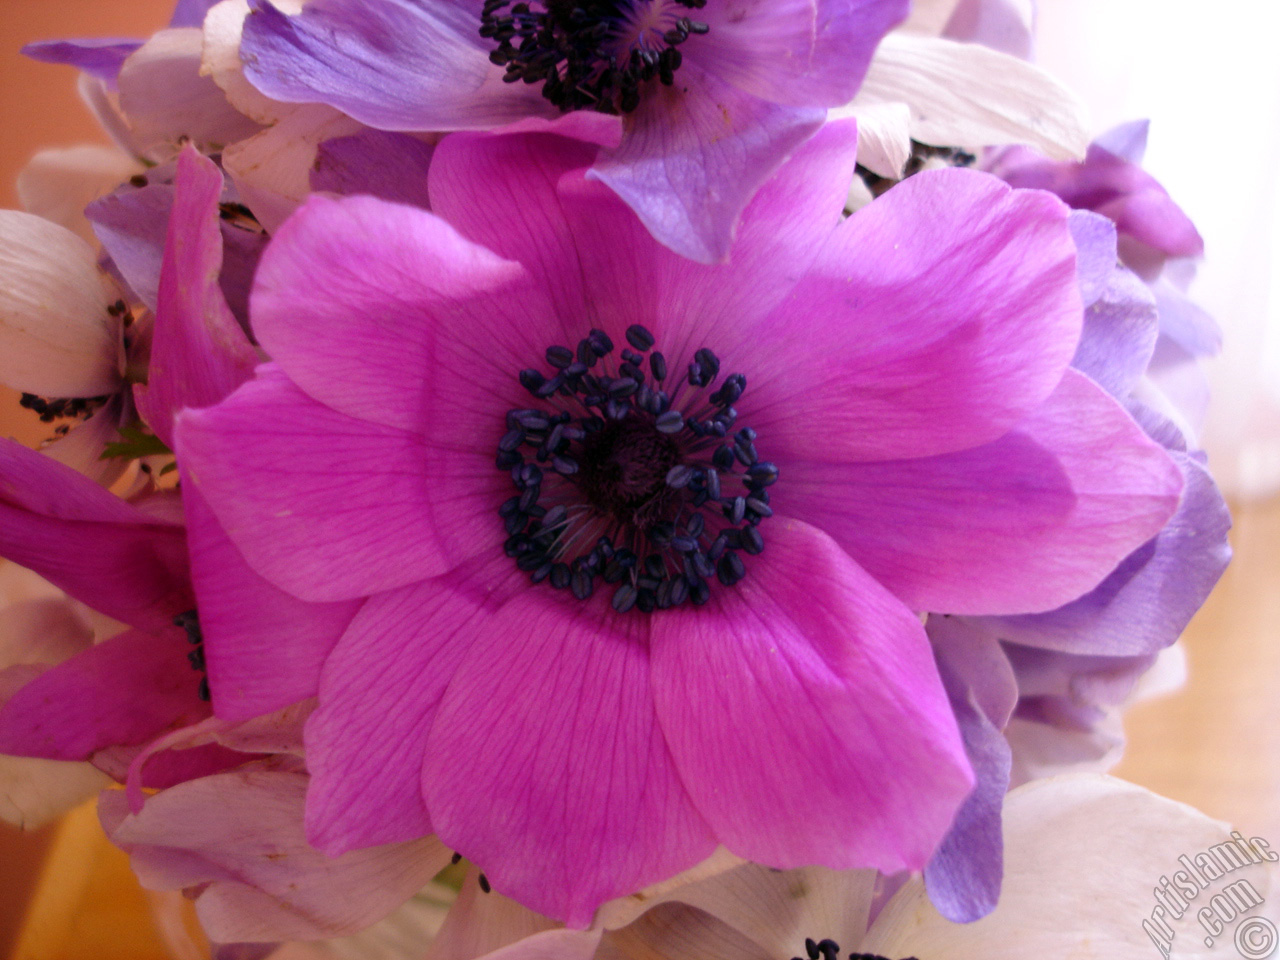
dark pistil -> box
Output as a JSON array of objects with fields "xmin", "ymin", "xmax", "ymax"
[
  {"xmin": 480, "ymin": 0, "xmax": 710, "ymax": 114},
  {"xmin": 496, "ymin": 323, "xmax": 777, "ymax": 613}
]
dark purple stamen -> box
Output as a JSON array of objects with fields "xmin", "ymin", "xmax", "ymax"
[
  {"xmin": 480, "ymin": 0, "xmax": 709, "ymax": 115},
  {"xmin": 174, "ymin": 609, "xmax": 210, "ymax": 702},
  {"xmin": 793, "ymin": 938, "xmax": 918, "ymax": 960},
  {"xmin": 496, "ymin": 324, "xmax": 777, "ymax": 613}
]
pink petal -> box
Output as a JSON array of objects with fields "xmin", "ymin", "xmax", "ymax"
[
  {"xmin": 782, "ymin": 369, "xmax": 1184, "ymax": 614},
  {"xmin": 431, "ymin": 119, "xmax": 858, "ymax": 349},
  {"xmin": 591, "ymin": 66, "xmax": 825, "ymax": 262},
  {"xmin": 183, "ymin": 485, "xmax": 359, "ymax": 722},
  {"xmin": 746, "ymin": 168, "xmax": 1081, "ymax": 463},
  {"xmin": 135, "ymin": 146, "xmax": 259, "ymax": 449},
  {"xmin": 0, "ymin": 439, "xmax": 192, "ymax": 635},
  {"xmin": 422, "ymin": 592, "xmax": 717, "ymax": 928},
  {"xmin": 304, "ymin": 556, "xmax": 522, "ymax": 853},
  {"xmin": 102, "ymin": 767, "xmax": 450, "ymax": 942},
  {"xmin": 251, "ymin": 193, "xmax": 562, "ymax": 435},
  {"xmin": 175, "ymin": 365, "xmax": 470, "ymax": 602},
  {"xmin": 0, "ymin": 629, "xmax": 207, "ymax": 760},
  {"xmin": 649, "ymin": 519, "xmax": 972, "ymax": 874}
]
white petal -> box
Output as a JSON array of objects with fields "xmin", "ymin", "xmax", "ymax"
[
  {"xmin": 0, "ymin": 211, "xmax": 123, "ymax": 397},
  {"xmin": 222, "ymin": 104, "xmax": 363, "ymax": 233},
  {"xmin": 117, "ymin": 28, "xmax": 263, "ymax": 157},
  {"xmin": 16, "ymin": 146, "xmax": 144, "ymax": 245},
  {"xmin": 865, "ymin": 775, "xmax": 1280, "ymax": 959},
  {"xmin": 1005, "ymin": 713, "xmax": 1125, "ymax": 785},
  {"xmin": 898, "ymin": 0, "xmax": 964, "ymax": 36},
  {"xmin": 0, "ymin": 755, "xmax": 110, "ymax": 830},
  {"xmin": 203, "ymin": 0, "xmax": 305, "ymax": 126},
  {"xmin": 856, "ymin": 33, "xmax": 1090, "ymax": 161},
  {"xmin": 828, "ymin": 101, "xmax": 912, "ymax": 178}
]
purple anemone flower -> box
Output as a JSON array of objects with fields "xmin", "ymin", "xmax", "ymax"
[
  {"xmin": 238, "ymin": 0, "xmax": 908, "ymax": 262},
  {"xmin": 175, "ymin": 120, "xmax": 1183, "ymax": 925}
]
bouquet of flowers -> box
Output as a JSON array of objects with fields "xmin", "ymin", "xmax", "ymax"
[{"xmin": 0, "ymin": 0, "xmax": 1262, "ymax": 956}]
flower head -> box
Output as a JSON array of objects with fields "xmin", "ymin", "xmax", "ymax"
[
  {"xmin": 237, "ymin": 0, "xmax": 909, "ymax": 260},
  {"xmin": 176, "ymin": 119, "xmax": 1182, "ymax": 924}
]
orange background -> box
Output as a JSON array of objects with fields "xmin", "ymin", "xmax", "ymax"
[{"xmin": 1, "ymin": 2, "xmax": 1277, "ymax": 957}]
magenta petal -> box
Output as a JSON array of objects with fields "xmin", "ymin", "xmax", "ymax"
[
  {"xmin": 699, "ymin": 0, "xmax": 907, "ymax": 106},
  {"xmin": 783, "ymin": 370, "xmax": 1184, "ymax": 614},
  {"xmin": 252, "ymin": 194, "xmax": 556, "ymax": 435},
  {"xmin": 134, "ymin": 147, "xmax": 259, "ymax": 449},
  {"xmin": 103, "ymin": 768, "xmax": 450, "ymax": 942},
  {"xmin": 183, "ymin": 486, "xmax": 359, "ymax": 723},
  {"xmin": 649, "ymin": 518, "xmax": 971, "ymax": 875},
  {"xmin": 0, "ymin": 440, "xmax": 192, "ymax": 635},
  {"xmin": 422, "ymin": 593, "xmax": 716, "ymax": 928},
  {"xmin": 748, "ymin": 168, "xmax": 1080, "ymax": 463},
  {"xmin": 0, "ymin": 630, "xmax": 206, "ymax": 760},
  {"xmin": 304, "ymin": 557, "xmax": 520, "ymax": 853},
  {"xmin": 429, "ymin": 129, "xmax": 600, "ymax": 322},
  {"xmin": 592, "ymin": 66, "xmax": 826, "ymax": 263},
  {"xmin": 176, "ymin": 365, "xmax": 466, "ymax": 602},
  {"xmin": 432, "ymin": 119, "xmax": 858, "ymax": 345}
]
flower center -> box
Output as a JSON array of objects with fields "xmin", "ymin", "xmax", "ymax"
[
  {"xmin": 795, "ymin": 939, "xmax": 918, "ymax": 960},
  {"xmin": 496, "ymin": 324, "xmax": 777, "ymax": 613},
  {"xmin": 480, "ymin": 0, "xmax": 710, "ymax": 114}
]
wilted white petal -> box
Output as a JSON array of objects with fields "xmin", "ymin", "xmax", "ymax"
[
  {"xmin": 864, "ymin": 775, "xmax": 1279, "ymax": 958},
  {"xmin": 203, "ymin": 0, "xmax": 306, "ymax": 126},
  {"xmin": 0, "ymin": 211, "xmax": 123, "ymax": 397},
  {"xmin": 829, "ymin": 101, "xmax": 912, "ymax": 179},
  {"xmin": 0, "ymin": 756, "xmax": 110, "ymax": 830},
  {"xmin": 600, "ymin": 905, "xmax": 764, "ymax": 960},
  {"xmin": 856, "ymin": 33, "xmax": 1090, "ymax": 161},
  {"xmin": 118, "ymin": 28, "xmax": 263, "ymax": 157},
  {"xmin": 17, "ymin": 146, "xmax": 144, "ymax": 244},
  {"xmin": 222, "ymin": 104, "xmax": 363, "ymax": 232}
]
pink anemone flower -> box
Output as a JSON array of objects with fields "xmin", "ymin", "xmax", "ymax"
[{"xmin": 176, "ymin": 119, "xmax": 1182, "ymax": 926}]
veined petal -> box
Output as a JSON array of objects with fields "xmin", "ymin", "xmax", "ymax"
[
  {"xmin": 102, "ymin": 768, "xmax": 451, "ymax": 943},
  {"xmin": 782, "ymin": 370, "xmax": 1183, "ymax": 614},
  {"xmin": 696, "ymin": 0, "xmax": 908, "ymax": 107},
  {"xmin": 591, "ymin": 66, "xmax": 825, "ymax": 262},
  {"xmin": 134, "ymin": 147, "xmax": 260, "ymax": 449},
  {"xmin": 305, "ymin": 556, "xmax": 521, "ymax": 853},
  {"xmin": 423, "ymin": 590, "xmax": 716, "ymax": 928},
  {"xmin": 239, "ymin": 0, "xmax": 555, "ymax": 130},
  {"xmin": 175, "ymin": 365, "xmax": 468, "ymax": 602},
  {"xmin": 183, "ymin": 486, "xmax": 359, "ymax": 723},
  {"xmin": 747, "ymin": 168, "xmax": 1081, "ymax": 463},
  {"xmin": 649, "ymin": 519, "xmax": 971, "ymax": 874},
  {"xmin": 856, "ymin": 33, "xmax": 1089, "ymax": 161},
  {"xmin": 972, "ymin": 453, "xmax": 1231, "ymax": 656},
  {"xmin": 0, "ymin": 211, "xmax": 122, "ymax": 397},
  {"xmin": 249, "ymin": 193, "xmax": 552, "ymax": 435}
]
